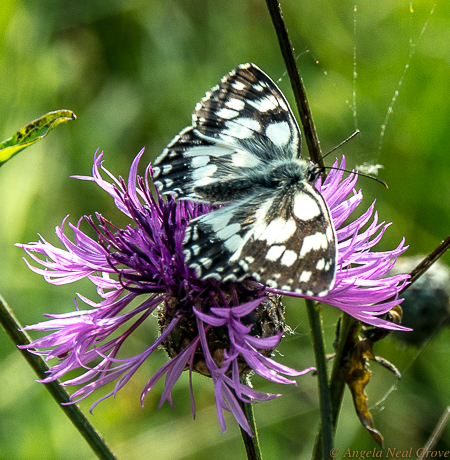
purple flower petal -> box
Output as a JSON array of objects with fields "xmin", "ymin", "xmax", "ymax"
[{"xmin": 18, "ymin": 151, "xmax": 409, "ymax": 436}]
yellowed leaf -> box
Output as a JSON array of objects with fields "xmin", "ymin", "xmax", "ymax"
[{"xmin": 0, "ymin": 110, "xmax": 76, "ymax": 166}]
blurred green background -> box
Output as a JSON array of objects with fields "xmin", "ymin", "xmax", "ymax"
[{"xmin": 1, "ymin": 0, "xmax": 450, "ymax": 458}]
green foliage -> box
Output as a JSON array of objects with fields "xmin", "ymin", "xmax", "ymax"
[
  {"xmin": 0, "ymin": 110, "xmax": 76, "ymax": 166},
  {"xmin": 1, "ymin": 1, "xmax": 449, "ymax": 458}
]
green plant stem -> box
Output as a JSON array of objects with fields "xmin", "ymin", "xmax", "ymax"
[
  {"xmin": 306, "ymin": 299, "xmax": 333, "ymax": 460},
  {"xmin": 264, "ymin": 0, "xmax": 324, "ymax": 168},
  {"xmin": 239, "ymin": 400, "xmax": 262, "ymax": 460},
  {"xmin": 312, "ymin": 313, "xmax": 356, "ymax": 459},
  {"xmin": 0, "ymin": 295, "xmax": 117, "ymax": 460},
  {"xmin": 238, "ymin": 377, "xmax": 263, "ymax": 460},
  {"xmin": 329, "ymin": 313, "xmax": 355, "ymax": 430}
]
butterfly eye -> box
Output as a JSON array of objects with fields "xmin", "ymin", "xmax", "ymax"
[{"xmin": 305, "ymin": 167, "xmax": 320, "ymax": 183}]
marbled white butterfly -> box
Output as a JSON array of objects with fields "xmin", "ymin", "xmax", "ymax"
[{"xmin": 153, "ymin": 63, "xmax": 337, "ymax": 297}]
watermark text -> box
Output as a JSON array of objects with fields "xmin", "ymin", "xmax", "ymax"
[{"xmin": 329, "ymin": 447, "xmax": 450, "ymax": 459}]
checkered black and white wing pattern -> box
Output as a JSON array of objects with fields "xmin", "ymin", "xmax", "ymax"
[
  {"xmin": 192, "ymin": 63, "xmax": 300, "ymax": 159},
  {"xmin": 183, "ymin": 182, "xmax": 336, "ymax": 296},
  {"xmin": 153, "ymin": 63, "xmax": 301, "ymax": 203},
  {"xmin": 153, "ymin": 63, "xmax": 337, "ymax": 296}
]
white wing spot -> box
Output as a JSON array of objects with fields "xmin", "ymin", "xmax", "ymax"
[
  {"xmin": 231, "ymin": 151, "xmax": 262, "ymax": 168},
  {"xmin": 236, "ymin": 117, "xmax": 261, "ymax": 131},
  {"xmin": 223, "ymin": 117, "xmax": 260, "ymax": 139},
  {"xmin": 232, "ymin": 81, "xmax": 246, "ymax": 91},
  {"xmin": 184, "ymin": 144, "xmax": 233, "ymax": 158},
  {"xmin": 253, "ymin": 223, "xmax": 267, "ymax": 241},
  {"xmin": 192, "ymin": 164, "xmax": 217, "ymax": 181},
  {"xmin": 162, "ymin": 164, "xmax": 173, "ymax": 174},
  {"xmin": 255, "ymin": 218, "xmax": 296, "ymax": 245},
  {"xmin": 299, "ymin": 232, "xmax": 328, "ymax": 257},
  {"xmin": 202, "ymin": 212, "xmax": 234, "ymax": 232},
  {"xmin": 191, "ymin": 263, "xmax": 202, "ymax": 277},
  {"xmin": 238, "ymin": 260, "xmax": 249, "ymax": 271},
  {"xmin": 326, "ymin": 226, "xmax": 334, "ymax": 240},
  {"xmin": 247, "ymin": 94, "xmax": 279, "ymax": 112},
  {"xmin": 191, "ymin": 156, "xmax": 210, "ymax": 168},
  {"xmin": 265, "ymin": 279, "xmax": 278, "ymax": 288},
  {"xmin": 299, "ymin": 270, "xmax": 312, "ymax": 283},
  {"xmin": 278, "ymin": 98, "xmax": 288, "ymax": 111},
  {"xmin": 206, "ymin": 272, "xmax": 222, "ymax": 281},
  {"xmin": 199, "ymin": 257, "xmax": 212, "ymax": 269},
  {"xmin": 191, "ymin": 245, "xmax": 201, "ymax": 256},
  {"xmin": 316, "ymin": 258, "xmax": 325, "ymax": 270},
  {"xmin": 293, "ymin": 193, "xmax": 321, "ymax": 220},
  {"xmin": 253, "ymin": 83, "xmax": 264, "ymax": 91},
  {"xmin": 216, "ymin": 107, "xmax": 239, "ymax": 119},
  {"xmin": 265, "ymin": 121, "xmax": 291, "ymax": 147},
  {"xmin": 217, "ymin": 223, "xmax": 241, "ymax": 240},
  {"xmin": 251, "ymin": 272, "xmax": 261, "ymax": 282},
  {"xmin": 225, "ymin": 98, "xmax": 245, "ymax": 111},
  {"xmin": 266, "ymin": 245, "xmax": 286, "ymax": 262},
  {"xmin": 275, "ymin": 218, "xmax": 297, "ymax": 243},
  {"xmin": 280, "ymin": 249, "xmax": 298, "ymax": 267},
  {"xmin": 224, "ymin": 234, "xmax": 244, "ymax": 253},
  {"xmin": 192, "ymin": 177, "xmax": 214, "ymax": 187},
  {"xmin": 191, "ymin": 226, "xmax": 199, "ymax": 242}
]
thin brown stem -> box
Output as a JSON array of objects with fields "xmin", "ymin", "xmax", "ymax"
[
  {"xmin": 264, "ymin": 0, "xmax": 324, "ymax": 168},
  {"xmin": 400, "ymin": 234, "xmax": 450, "ymax": 295}
]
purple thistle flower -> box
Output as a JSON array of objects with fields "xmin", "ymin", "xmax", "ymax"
[
  {"xmin": 17, "ymin": 150, "xmax": 408, "ymax": 435},
  {"xmin": 18, "ymin": 149, "xmax": 311, "ymax": 435}
]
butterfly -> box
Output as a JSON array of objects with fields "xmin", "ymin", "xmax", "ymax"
[{"xmin": 153, "ymin": 63, "xmax": 337, "ymax": 297}]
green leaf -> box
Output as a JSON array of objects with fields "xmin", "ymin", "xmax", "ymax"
[{"xmin": 0, "ymin": 110, "xmax": 76, "ymax": 167}]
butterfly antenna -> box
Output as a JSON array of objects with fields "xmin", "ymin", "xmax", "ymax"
[
  {"xmin": 320, "ymin": 130, "xmax": 360, "ymax": 161},
  {"xmin": 319, "ymin": 130, "xmax": 389, "ymax": 189}
]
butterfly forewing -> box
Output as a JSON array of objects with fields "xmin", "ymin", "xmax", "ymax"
[
  {"xmin": 153, "ymin": 63, "xmax": 337, "ymax": 296},
  {"xmin": 153, "ymin": 64, "xmax": 300, "ymax": 202},
  {"xmin": 193, "ymin": 64, "xmax": 301, "ymax": 160}
]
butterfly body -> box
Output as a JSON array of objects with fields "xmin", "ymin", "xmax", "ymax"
[{"xmin": 153, "ymin": 63, "xmax": 337, "ymax": 297}]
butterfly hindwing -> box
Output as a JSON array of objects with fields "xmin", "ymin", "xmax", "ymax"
[
  {"xmin": 238, "ymin": 182, "xmax": 336, "ymax": 296},
  {"xmin": 184, "ymin": 183, "xmax": 336, "ymax": 296}
]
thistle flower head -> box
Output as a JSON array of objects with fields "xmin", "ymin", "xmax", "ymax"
[
  {"xmin": 18, "ymin": 150, "xmax": 408, "ymax": 434},
  {"xmin": 18, "ymin": 149, "xmax": 311, "ymax": 435}
]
